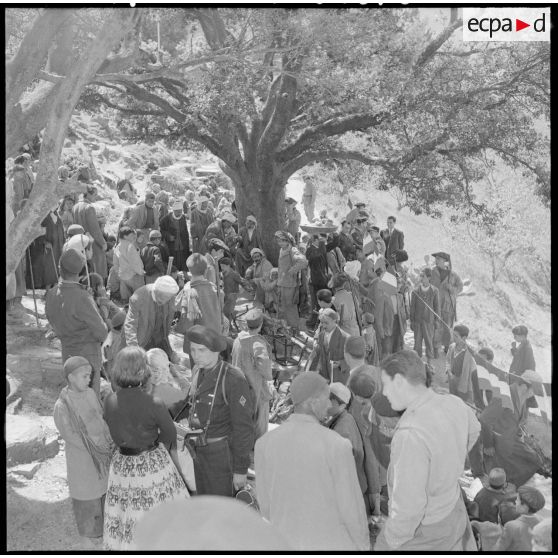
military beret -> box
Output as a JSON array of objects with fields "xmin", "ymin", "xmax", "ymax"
[
  {"xmin": 67, "ymin": 224, "xmax": 85, "ymax": 237},
  {"xmin": 344, "ymin": 336, "xmax": 366, "ymax": 359},
  {"xmin": 59, "ymin": 248, "xmax": 86, "ymax": 274},
  {"xmin": 63, "ymin": 356, "xmax": 91, "ymax": 379},
  {"xmin": 290, "ymin": 372, "xmax": 328, "ymax": 405},
  {"xmin": 245, "ymin": 308, "xmax": 263, "ymax": 329},
  {"xmin": 187, "ymin": 325, "xmax": 227, "ymax": 353}
]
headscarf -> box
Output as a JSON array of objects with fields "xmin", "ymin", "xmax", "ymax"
[{"xmin": 146, "ymin": 348, "xmax": 179, "ymax": 388}]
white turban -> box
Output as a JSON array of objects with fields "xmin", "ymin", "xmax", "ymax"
[
  {"xmin": 65, "ymin": 233, "xmax": 92, "ymax": 256},
  {"xmin": 153, "ymin": 275, "xmax": 179, "ymax": 297}
]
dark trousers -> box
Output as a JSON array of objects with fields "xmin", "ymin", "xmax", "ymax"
[
  {"xmin": 307, "ymin": 283, "xmax": 328, "ymax": 326},
  {"xmin": 414, "ymin": 322, "xmax": 435, "ymax": 359},
  {"xmin": 468, "ymin": 437, "xmax": 485, "ymax": 478},
  {"xmin": 193, "ymin": 438, "xmax": 233, "ymax": 497}
]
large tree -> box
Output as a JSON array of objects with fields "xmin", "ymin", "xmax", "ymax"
[
  {"xmin": 79, "ymin": 8, "xmax": 549, "ymax": 262},
  {"xmin": 5, "ymin": 8, "xmax": 140, "ymax": 277}
]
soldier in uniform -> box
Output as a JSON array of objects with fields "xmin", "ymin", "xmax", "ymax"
[{"xmin": 171, "ymin": 325, "xmax": 255, "ymax": 497}]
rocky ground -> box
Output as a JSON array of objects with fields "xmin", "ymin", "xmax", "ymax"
[{"xmin": 6, "ymin": 291, "xmax": 551, "ymax": 551}]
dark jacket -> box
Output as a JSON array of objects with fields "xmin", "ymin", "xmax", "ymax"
[
  {"xmin": 509, "ymin": 340, "xmax": 536, "ymax": 375},
  {"xmin": 159, "ymin": 213, "xmax": 191, "ymax": 259},
  {"xmin": 141, "ymin": 242, "xmax": 166, "ymax": 276},
  {"xmin": 338, "ymin": 231, "xmax": 357, "ymax": 261},
  {"xmin": 170, "ymin": 360, "xmax": 255, "ymax": 474},
  {"xmin": 308, "ymin": 326, "xmax": 350, "ymax": 384},
  {"xmin": 45, "ymin": 281, "xmax": 108, "ymax": 370},
  {"xmin": 126, "ymin": 201, "xmax": 160, "ymax": 230},
  {"xmin": 306, "ymin": 241, "xmax": 329, "ymax": 287},
  {"xmin": 474, "ymin": 486, "xmax": 517, "ymax": 524},
  {"xmin": 381, "ymin": 228, "xmax": 404, "ymax": 262},
  {"xmin": 410, "ymin": 284, "xmax": 440, "ymax": 326}
]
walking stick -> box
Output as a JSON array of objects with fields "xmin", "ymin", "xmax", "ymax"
[
  {"xmin": 49, "ymin": 246, "xmax": 59, "ymax": 283},
  {"xmin": 26, "ymin": 248, "xmax": 41, "ymax": 328},
  {"xmin": 166, "ymin": 256, "xmax": 174, "ymax": 275}
]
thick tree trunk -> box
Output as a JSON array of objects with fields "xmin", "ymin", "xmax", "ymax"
[
  {"xmin": 6, "ymin": 10, "xmax": 138, "ymax": 277},
  {"xmin": 234, "ymin": 174, "xmax": 287, "ymax": 266}
]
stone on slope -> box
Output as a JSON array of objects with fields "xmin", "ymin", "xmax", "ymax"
[{"xmin": 6, "ymin": 414, "xmax": 60, "ymax": 466}]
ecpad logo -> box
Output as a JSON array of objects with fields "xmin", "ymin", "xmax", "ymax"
[{"xmin": 463, "ymin": 8, "xmax": 550, "ymax": 42}]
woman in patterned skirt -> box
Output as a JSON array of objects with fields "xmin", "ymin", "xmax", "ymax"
[{"xmin": 102, "ymin": 346, "xmax": 190, "ymax": 550}]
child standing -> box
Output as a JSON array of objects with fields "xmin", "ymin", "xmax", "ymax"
[
  {"xmin": 53, "ymin": 356, "xmax": 113, "ymax": 540},
  {"xmin": 494, "ymin": 485, "xmax": 545, "ymax": 551},
  {"xmin": 220, "ymin": 257, "xmax": 246, "ymax": 322}
]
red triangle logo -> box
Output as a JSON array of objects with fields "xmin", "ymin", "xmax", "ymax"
[{"xmin": 516, "ymin": 19, "xmax": 530, "ymax": 31}]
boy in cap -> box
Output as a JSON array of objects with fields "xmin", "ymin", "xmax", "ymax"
[
  {"xmin": 255, "ymin": 372, "xmax": 369, "ymax": 550},
  {"xmin": 473, "ymin": 467, "xmax": 517, "ymax": 523},
  {"xmin": 235, "ymin": 215, "xmax": 264, "ymax": 277},
  {"xmin": 494, "ymin": 485, "xmax": 545, "ymax": 551},
  {"xmin": 232, "ymin": 308, "xmax": 273, "ymax": 440},
  {"xmin": 53, "ymin": 356, "xmax": 113, "ymax": 539},
  {"xmin": 170, "ymin": 325, "xmax": 254, "ymax": 497},
  {"xmin": 141, "ymin": 229, "xmax": 166, "ymax": 284},
  {"xmin": 45, "ymin": 249, "xmax": 108, "ymax": 395},
  {"xmin": 160, "ymin": 200, "xmax": 191, "ymax": 272}
]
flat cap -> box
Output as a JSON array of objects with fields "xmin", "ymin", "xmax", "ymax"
[
  {"xmin": 63, "ymin": 356, "xmax": 91, "ymax": 378},
  {"xmin": 187, "ymin": 325, "xmax": 227, "ymax": 353},
  {"xmin": 330, "ymin": 382, "xmax": 351, "ymax": 405},
  {"xmin": 432, "ymin": 251, "xmax": 451, "ymax": 261},
  {"xmin": 59, "ymin": 248, "xmax": 86, "ymax": 274},
  {"xmin": 245, "ymin": 308, "xmax": 263, "ymax": 329},
  {"xmin": 67, "ymin": 224, "xmax": 85, "ymax": 237},
  {"xmin": 344, "ymin": 336, "xmax": 366, "ymax": 359},
  {"xmin": 290, "ymin": 372, "xmax": 328, "ymax": 405}
]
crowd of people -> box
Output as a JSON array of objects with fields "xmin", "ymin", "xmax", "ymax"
[{"xmin": 6, "ymin": 159, "xmax": 551, "ymax": 551}]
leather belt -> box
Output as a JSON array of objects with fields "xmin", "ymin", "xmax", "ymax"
[{"xmin": 119, "ymin": 444, "xmax": 158, "ymax": 456}]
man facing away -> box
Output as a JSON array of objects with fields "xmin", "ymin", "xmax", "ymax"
[
  {"xmin": 375, "ymin": 350, "xmax": 480, "ymax": 551},
  {"xmin": 255, "ymin": 372, "xmax": 369, "ymax": 551}
]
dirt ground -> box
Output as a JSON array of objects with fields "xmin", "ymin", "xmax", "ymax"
[{"xmin": 5, "ymin": 292, "xmax": 552, "ymax": 552}]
